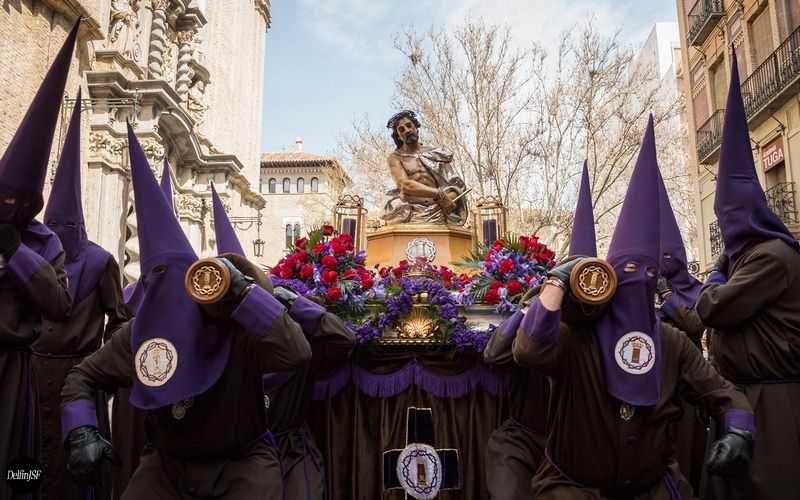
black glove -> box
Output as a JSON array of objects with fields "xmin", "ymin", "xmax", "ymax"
[
  {"xmin": 712, "ymin": 253, "xmax": 729, "ymax": 277},
  {"xmin": 547, "ymin": 257, "xmax": 583, "ymax": 285},
  {"xmin": 273, "ymin": 285, "xmax": 299, "ymax": 308},
  {"xmin": 656, "ymin": 276, "xmax": 672, "ymax": 300},
  {"xmin": 0, "ymin": 223, "xmax": 21, "ymax": 259},
  {"xmin": 219, "ymin": 257, "xmax": 255, "ymax": 303},
  {"xmin": 65, "ymin": 425, "xmax": 113, "ymax": 484},
  {"xmin": 707, "ymin": 428, "xmax": 753, "ymax": 476}
]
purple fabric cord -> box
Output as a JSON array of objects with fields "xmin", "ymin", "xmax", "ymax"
[
  {"xmin": 289, "ymin": 296, "xmax": 326, "ymax": 336},
  {"xmin": 311, "ymin": 362, "xmax": 352, "ymax": 400},
  {"xmin": 704, "ymin": 270, "xmax": 727, "ymax": 286},
  {"xmin": 231, "ymin": 285, "xmax": 286, "ymax": 337},
  {"xmin": 663, "ymin": 472, "xmax": 682, "ymax": 500},
  {"xmin": 61, "ymin": 399, "xmax": 98, "ymax": 440},
  {"xmin": 521, "ymin": 298, "xmax": 561, "ymax": 341},
  {"xmin": 723, "ymin": 409, "xmax": 755, "ymax": 435},
  {"xmin": 8, "ymin": 243, "xmax": 47, "ymax": 282},
  {"xmin": 500, "ymin": 310, "xmax": 525, "ymax": 338}
]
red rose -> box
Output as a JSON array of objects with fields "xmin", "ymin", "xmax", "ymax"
[
  {"xmin": 344, "ymin": 268, "xmax": 358, "ymax": 279},
  {"xmin": 299, "ymin": 264, "xmax": 314, "ymax": 280},
  {"xmin": 295, "ymin": 250, "xmax": 308, "ymax": 263},
  {"xmin": 484, "ymin": 288, "xmax": 500, "ymax": 304},
  {"xmin": 323, "ymin": 270, "xmax": 338, "ymax": 285},
  {"xmin": 379, "ymin": 267, "xmax": 390, "ymax": 278},
  {"xmin": 490, "ymin": 280, "xmax": 503, "ymax": 290},
  {"xmin": 331, "ymin": 239, "xmax": 346, "ymax": 256},
  {"xmin": 499, "ymin": 258, "xmax": 514, "ymax": 274},
  {"xmin": 279, "ymin": 267, "xmax": 293, "ymax": 279},
  {"xmin": 322, "ymin": 225, "xmax": 334, "ymax": 236},
  {"xmin": 295, "ymin": 238, "xmax": 307, "ymax": 250},
  {"xmin": 312, "ymin": 243, "xmax": 325, "ymax": 255},
  {"xmin": 270, "ymin": 265, "xmax": 281, "ymax": 276},
  {"xmin": 322, "ymin": 255, "xmax": 337, "ymax": 268},
  {"xmin": 507, "ymin": 279, "xmax": 523, "ymax": 296},
  {"xmin": 440, "ymin": 267, "xmax": 454, "ymax": 282},
  {"xmin": 361, "ymin": 276, "xmax": 374, "ymax": 290},
  {"xmin": 326, "ymin": 287, "xmax": 342, "ymax": 301}
]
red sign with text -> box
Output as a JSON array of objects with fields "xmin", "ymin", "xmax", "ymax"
[{"xmin": 762, "ymin": 139, "xmax": 785, "ymax": 172}]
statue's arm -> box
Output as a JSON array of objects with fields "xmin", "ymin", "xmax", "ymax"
[{"xmin": 387, "ymin": 154, "xmax": 440, "ymax": 199}]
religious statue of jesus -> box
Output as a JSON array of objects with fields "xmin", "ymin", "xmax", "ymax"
[{"xmin": 383, "ymin": 110, "xmax": 469, "ymax": 226}]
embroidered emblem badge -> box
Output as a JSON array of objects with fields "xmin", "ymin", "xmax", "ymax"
[
  {"xmin": 135, "ymin": 338, "xmax": 178, "ymax": 387},
  {"xmin": 614, "ymin": 332, "xmax": 655, "ymax": 375},
  {"xmin": 396, "ymin": 443, "xmax": 442, "ymax": 500}
]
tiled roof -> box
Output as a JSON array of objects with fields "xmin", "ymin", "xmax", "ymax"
[{"xmin": 260, "ymin": 151, "xmax": 337, "ymax": 165}]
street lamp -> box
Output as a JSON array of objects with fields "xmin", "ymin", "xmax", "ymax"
[{"xmin": 229, "ymin": 210, "xmax": 265, "ymax": 258}]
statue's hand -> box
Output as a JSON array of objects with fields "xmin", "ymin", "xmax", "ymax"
[{"xmin": 436, "ymin": 189, "xmax": 457, "ymax": 215}]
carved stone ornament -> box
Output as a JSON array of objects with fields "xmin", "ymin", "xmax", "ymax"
[
  {"xmin": 176, "ymin": 193, "xmax": 203, "ymax": 220},
  {"xmin": 89, "ymin": 132, "xmax": 127, "ymax": 165}
]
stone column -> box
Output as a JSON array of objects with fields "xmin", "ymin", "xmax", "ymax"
[
  {"xmin": 176, "ymin": 31, "xmax": 194, "ymax": 101},
  {"xmin": 147, "ymin": 0, "xmax": 169, "ymax": 78}
]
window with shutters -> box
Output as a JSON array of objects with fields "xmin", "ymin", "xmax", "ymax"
[
  {"xmin": 267, "ymin": 178, "xmax": 276, "ymax": 194},
  {"xmin": 282, "ymin": 178, "xmax": 290, "ymax": 193},
  {"xmin": 297, "ymin": 178, "xmax": 305, "ymax": 193},
  {"xmin": 310, "ymin": 177, "xmax": 319, "ymax": 193},
  {"xmin": 749, "ymin": 7, "xmax": 774, "ymax": 68}
]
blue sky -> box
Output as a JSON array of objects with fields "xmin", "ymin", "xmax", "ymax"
[{"xmin": 260, "ymin": 0, "xmax": 678, "ymax": 156}]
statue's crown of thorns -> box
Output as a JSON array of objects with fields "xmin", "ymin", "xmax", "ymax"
[{"xmin": 386, "ymin": 110, "xmax": 418, "ymax": 129}]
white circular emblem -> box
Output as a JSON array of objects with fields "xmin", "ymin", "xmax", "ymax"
[
  {"xmin": 135, "ymin": 338, "xmax": 178, "ymax": 387},
  {"xmin": 614, "ymin": 332, "xmax": 655, "ymax": 375},
  {"xmin": 406, "ymin": 238, "xmax": 437, "ymax": 263},
  {"xmin": 396, "ymin": 443, "xmax": 441, "ymax": 500}
]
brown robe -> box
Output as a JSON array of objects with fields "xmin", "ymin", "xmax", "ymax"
[
  {"xmin": 513, "ymin": 309, "xmax": 753, "ymax": 499},
  {"xmin": 696, "ymin": 238, "xmax": 800, "ymax": 500},
  {"xmin": 266, "ymin": 309, "xmax": 354, "ymax": 500},
  {"xmin": 483, "ymin": 313, "xmax": 550, "ymax": 500},
  {"xmin": 658, "ymin": 302, "xmax": 708, "ymax": 495},
  {"xmin": 32, "ymin": 258, "xmax": 128, "ymax": 500},
  {"xmin": 0, "ymin": 244, "xmax": 71, "ymax": 500},
  {"xmin": 61, "ymin": 309, "xmax": 312, "ymax": 499}
]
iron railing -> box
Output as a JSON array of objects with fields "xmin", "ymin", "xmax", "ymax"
[
  {"xmin": 696, "ymin": 109, "xmax": 725, "ymax": 163},
  {"xmin": 709, "ymin": 220, "xmax": 722, "ymax": 258},
  {"xmin": 688, "ymin": 0, "xmax": 724, "ymax": 47},
  {"xmin": 766, "ymin": 181, "xmax": 798, "ymax": 225},
  {"xmin": 741, "ymin": 25, "xmax": 800, "ymax": 123}
]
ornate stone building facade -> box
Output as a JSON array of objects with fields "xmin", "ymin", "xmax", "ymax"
[
  {"xmin": 0, "ymin": 0, "xmax": 271, "ymax": 281},
  {"xmin": 260, "ymin": 138, "xmax": 352, "ymax": 266}
]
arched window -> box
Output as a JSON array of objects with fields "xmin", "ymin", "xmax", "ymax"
[
  {"xmin": 268, "ymin": 178, "xmax": 276, "ymax": 193},
  {"xmin": 282, "ymin": 178, "xmax": 291, "ymax": 193},
  {"xmin": 296, "ymin": 177, "xmax": 305, "ymax": 193},
  {"xmin": 293, "ymin": 223, "xmax": 301, "ymax": 240},
  {"xmin": 285, "ymin": 224, "xmax": 293, "ymax": 248},
  {"xmin": 310, "ymin": 177, "xmax": 319, "ymax": 193}
]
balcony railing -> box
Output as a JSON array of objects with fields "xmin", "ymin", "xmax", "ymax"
[
  {"xmin": 766, "ymin": 181, "xmax": 798, "ymax": 225},
  {"xmin": 696, "ymin": 109, "xmax": 725, "ymax": 164},
  {"xmin": 741, "ymin": 25, "xmax": 800, "ymax": 125},
  {"xmin": 709, "ymin": 220, "xmax": 722, "ymax": 258},
  {"xmin": 688, "ymin": 0, "xmax": 724, "ymax": 47}
]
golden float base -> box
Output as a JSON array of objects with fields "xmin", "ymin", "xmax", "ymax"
[{"xmin": 366, "ymin": 223, "xmax": 474, "ymax": 270}]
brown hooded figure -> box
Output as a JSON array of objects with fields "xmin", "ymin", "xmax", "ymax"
[{"xmin": 0, "ymin": 21, "xmax": 78, "ymax": 500}]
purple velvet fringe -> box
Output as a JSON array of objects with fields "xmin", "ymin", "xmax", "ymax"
[{"xmin": 311, "ymin": 360, "xmax": 508, "ymax": 400}]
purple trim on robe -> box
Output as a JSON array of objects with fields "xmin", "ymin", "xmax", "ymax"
[
  {"xmin": 262, "ymin": 371, "xmax": 295, "ymax": 393},
  {"xmin": 61, "ymin": 399, "xmax": 98, "ymax": 440},
  {"xmin": 21, "ymin": 220, "xmax": 63, "ymax": 263},
  {"xmin": 289, "ymin": 296, "xmax": 325, "ymax": 336},
  {"xmin": 704, "ymin": 270, "xmax": 727, "ymax": 285},
  {"xmin": 312, "ymin": 363, "xmax": 353, "ymax": 400},
  {"xmin": 521, "ymin": 298, "xmax": 561, "ymax": 342},
  {"xmin": 231, "ymin": 286, "xmax": 286, "ymax": 336},
  {"xmin": 663, "ymin": 473, "xmax": 682, "ymax": 500},
  {"xmin": 723, "ymin": 409, "xmax": 755, "ymax": 435},
  {"xmin": 658, "ymin": 295, "xmax": 680, "ymax": 320},
  {"xmin": 8, "ymin": 243, "xmax": 47, "ymax": 283},
  {"xmin": 500, "ymin": 310, "xmax": 525, "ymax": 338}
]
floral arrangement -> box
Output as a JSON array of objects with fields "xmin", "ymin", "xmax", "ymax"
[
  {"xmin": 270, "ymin": 225, "xmax": 374, "ymax": 321},
  {"xmin": 457, "ymin": 234, "xmax": 556, "ymax": 313}
]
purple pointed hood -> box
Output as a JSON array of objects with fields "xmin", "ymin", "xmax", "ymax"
[
  {"xmin": 569, "ymin": 161, "xmax": 597, "ymax": 257},
  {"xmin": 123, "ymin": 281, "xmax": 144, "ymax": 316},
  {"xmin": 596, "ymin": 114, "xmax": 662, "ymax": 407},
  {"xmin": 0, "ymin": 20, "xmax": 79, "ymax": 224},
  {"xmin": 127, "ymin": 123, "xmax": 230, "ymax": 410},
  {"xmin": 211, "ymin": 183, "xmax": 245, "ymax": 255},
  {"xmin": 43, "ymin": 89, "xmax": 111, "ymax": 303},
  {"xmin": 657, "ymin": 168, "xmax": 701, "ymax": 314},
  {"xmin": 160, "ymin": 158, "xmax": 176, "ymax": 213},
  {"xmin": 714, "ymin": 49, "xmax": 798, "ymax": 264}
]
